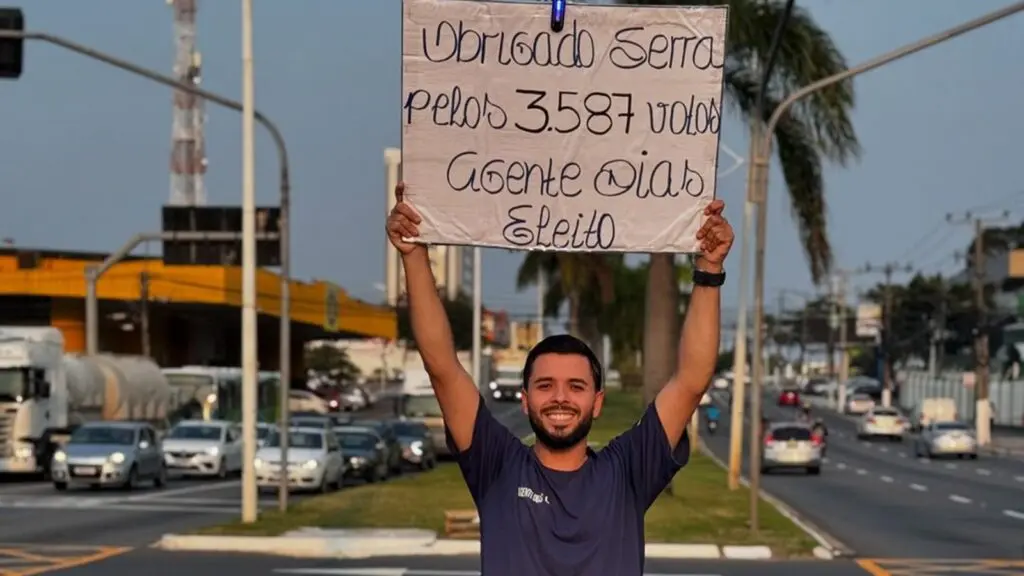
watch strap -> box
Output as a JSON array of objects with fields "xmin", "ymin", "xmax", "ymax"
[{"xmin": 693, "ymin": 269, "xmax": 726, "ymax": 287}]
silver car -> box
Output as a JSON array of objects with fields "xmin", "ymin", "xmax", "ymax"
[
  {"xmin": 760, "ymin": 422, "xmax": 823, "ymax": 475},
  {"xmin": 915, "ymin": 421, "xmax": 978, "ymax": 459},
  {"xmin": 162, "ymin": 420, "xmax": 243, "ymax": 478},
  {"xmin": 51, "ymin": 422, "xmax": 166, "ymax": 491}
]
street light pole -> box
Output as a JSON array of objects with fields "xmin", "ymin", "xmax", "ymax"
[
  {"xmin": 746, "ymin": 0, "xmax": 1024, "ymax": 527},
  {"xmin": 240, "ymin": 0, "xmax": 259, "ymax": 524},
  {"xmin": 727, "ymin": 0, "xmax": 795, "ymax": 494},
  {"xmin": 0, "ymin": 28, "xmax": 297, "ymax": 512}
]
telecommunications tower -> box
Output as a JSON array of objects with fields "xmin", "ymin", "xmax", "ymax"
[{"xmin": 168, "ymin": 0, "xmax": 207, "ymax": 205}]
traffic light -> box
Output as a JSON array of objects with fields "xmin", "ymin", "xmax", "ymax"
[{"xmin": 0, "ymin": 7, "xmax": 24, "ymax": 80}]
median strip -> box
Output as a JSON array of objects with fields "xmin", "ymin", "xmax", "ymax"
[{"xmin": 161, "ymin": 391, "xmax": 818, "ymax": 559}]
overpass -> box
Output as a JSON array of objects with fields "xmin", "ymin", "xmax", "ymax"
[{"xmin": 0, "ymin": 247, "xmax": 396, "ymax": 371}]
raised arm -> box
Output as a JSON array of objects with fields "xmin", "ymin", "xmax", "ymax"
[
  {"xmin": 387, "ymin": 183, "xmax": 482, "ymax": 452},
  {"xmin": 654, "ymin": 200, "xmax": 733, "ymax": 449}
]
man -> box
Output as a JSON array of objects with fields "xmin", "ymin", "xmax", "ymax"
[{"xmin": 386, "ymin": 182, "xmax": 734, "ymax": 576}]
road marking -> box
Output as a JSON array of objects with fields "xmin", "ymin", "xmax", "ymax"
[
  {"xmin": 878, "ymin": 447, "xmax": 888, "ymax": 453},
  {"xmin": 122, "ymin": 479, "xmax": 240, "ymax": 502},
  {"xmin": 1015, "ymin": 475, "xmax": 1024, "ymax": 483},
  {"xmin": 910, "ymin": 483, "xmax": 928, "ymax": 492},
  {"xmin": 949, "ymin": 494, "xmax": 971, "ymax": 504},
  {"xmin": 822, "ymin": 457, "xmax": 830, "ymax": 464},
  {"xmin": 272, "ymin": 565, "xmax": 720, "ymax": 569},
  {"xmin": 855, "ymin": 559, "xmax": 892, "ymax": 576},
  {"xmin": 917, "ymin": 458, "xmax": 930, "ymax": 464},
  {"xmin": 860, "ymin": 442, "xmax": 871, "ymax": 448},
  {"xmin": 856, "ymin": 468, "xmax": 867, "ymax": 476},
  {"xmin": 975, "ymin": 468, "xmax": 991, "ymax": 476},
  {"xmin": 944, "ymin": 463, "xmax": 957, "ymax": 469},
  {"xmin": 880, "ymin": 475, "xmax": 893, "ymax": 483},
  {"xmin": 836, "ymin": 463, "xmax": 847, "ymax": 470},
  {"xmin": 898, "ymin": 452, "xmax": 907, "ymax": 458},
  {"xmin": 1004, "ymin": 509, "xmax": 1024, "ymax": 521},
  {"xmin": 0, "ymin": 544, "xmax": 130, "ymax": 576}
]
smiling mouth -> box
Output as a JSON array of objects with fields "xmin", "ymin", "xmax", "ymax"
[{"xmin": 543, "ymin": 411, "xmax": 577, "ymax": 424}]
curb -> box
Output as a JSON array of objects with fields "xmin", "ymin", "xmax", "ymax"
[
  {"xmin": 697, "ymin": 441, "xmax": 852, "ymax": 560},
  {"xmin": 156, "ymin": 532, "xmax": 774, "ymax": 560}
]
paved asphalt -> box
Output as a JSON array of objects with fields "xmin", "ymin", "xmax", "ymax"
[{"xmin": 701, "ymin": 388, "xmax": 1024, "ymax": 561}]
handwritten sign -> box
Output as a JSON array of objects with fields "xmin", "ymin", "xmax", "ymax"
[{"xmin": 401, "ymin": 0, "xmax": 728, "ymax": 253}]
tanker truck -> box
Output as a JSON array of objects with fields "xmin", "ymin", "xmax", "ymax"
[{"xmin": 0, "ymin": 326, "xmax": 174, "ymax": 476}]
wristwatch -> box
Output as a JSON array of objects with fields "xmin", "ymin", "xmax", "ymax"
[{"xmin": 693, "ymin": 268, "xmax": 726, "ymax": 287}]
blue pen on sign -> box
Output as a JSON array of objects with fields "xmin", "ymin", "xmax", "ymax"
[{"xmin": 550, "ymin": 0, "xmax": 565, "ymax": 32}]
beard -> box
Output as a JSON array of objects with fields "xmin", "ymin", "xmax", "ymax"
[{"xmin": 528, "ymin": 404, "xmax": 594, "ymax": 452}]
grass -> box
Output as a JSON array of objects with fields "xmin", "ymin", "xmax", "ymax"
[{"xmin": 198, "ymin": 391, "xmax": 817, "ymax": 557}]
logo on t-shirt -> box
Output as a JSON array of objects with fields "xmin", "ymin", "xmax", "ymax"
[{"xmin": 517, "ymin": 486, "xmax": 549, "ymax": 505}]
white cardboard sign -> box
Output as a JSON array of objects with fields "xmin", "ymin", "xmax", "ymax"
[{"xmin": 401, "ymin": 0, "xmax": 728, "ymax": 253}]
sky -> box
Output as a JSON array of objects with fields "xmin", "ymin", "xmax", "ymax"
[{"xmin": 2, "ymin": 0, "xmax": 1023, "ymax": 327}]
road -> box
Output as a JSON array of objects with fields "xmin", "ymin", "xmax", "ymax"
[
  {"xmin": 0, "ymin": 398, "xmax": 530, "ymax": 575},
  {"xmin": 702, "ymin": 389, "xmax": 1024, "ymax": 560}
]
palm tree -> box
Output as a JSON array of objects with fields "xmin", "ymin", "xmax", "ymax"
[
  {"xmin": 516, "ymin": 252, "xmax": 619, "ymax": 346},
  {"xmin": 634, "ymin": 0, "xmax": 861, "ymax": 400}
]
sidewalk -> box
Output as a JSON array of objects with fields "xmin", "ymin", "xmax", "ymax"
[{"xmin": 156, "ymin": 528, "xmax": 784, "ymax": 560}]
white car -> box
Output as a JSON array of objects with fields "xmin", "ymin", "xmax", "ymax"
[
  {"xmin": 844, "ymin": 393, "xmax": 875, "ymax": 415},
  {"xmin": 760, "ymin": 422, "xmax": 823, "ymax": 475},
  {"xmin": 856, "ymin": 407, "xmax": 907, "ymax": 441},
  {"xmin": 915, "ymin": 421, "xmax": 977, "ymax": 459},
  {"xmin": 254, "ymin": 427, "xmax": 345, "ymax": 492},
  {"xmin": 162, "ymin": 420, "xmax": 243, "ymax": 478}
]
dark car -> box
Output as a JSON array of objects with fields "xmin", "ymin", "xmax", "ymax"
[
  {"xmin": 778, "ymin": 388, "xmax": 801, "ymax": 407},
  {"xmin": 351, "ymin": 418, "xmax": 403, "ymax": 474},
  {"xmin": 392, "ymin": 420, "xmax": 438, "ymax": 470},
  {"xmin": 336, "ymin": 428, "xmax": 388, "ymax": 483}
]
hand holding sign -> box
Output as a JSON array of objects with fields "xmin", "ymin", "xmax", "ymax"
[
  {"xmin": 387, "ymin": 182, "xmax": 426, "ymax": 256},
  {"xmin": 694, "ymin": 200, "xmax": 733, "ymax": 273}
]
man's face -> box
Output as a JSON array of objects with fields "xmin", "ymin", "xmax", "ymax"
[{"xmin": 521, "ymin": 353, "xmax": 603, "ymax": 451}]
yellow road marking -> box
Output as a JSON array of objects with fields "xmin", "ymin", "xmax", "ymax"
[
  {"xmin": 0, "ymin": 545, "xmax": 130, "ymax": 576},
  {"xmin": 856, "ymin": 559, "xmax": 892, "ymax": 576}
]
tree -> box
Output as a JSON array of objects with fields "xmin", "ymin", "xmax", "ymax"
[
  {"xmin": 633, "ymin": 0, "xmax": 861, "ymax": 400},
  {"xmin": 516, "ymin": 252, "xmax": 619, "ymax": 347},
  {"xmin": 304, "ymin": 345, "xmax": 361, "ymax": 382},
  {"xmin": 397, "ymin": 293, "xmax": 474, "ymax": 350}
]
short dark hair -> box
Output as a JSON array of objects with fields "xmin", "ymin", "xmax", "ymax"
[{"xmin": 522, "ymin": 334, "xmax": 603, "ymax": 391}]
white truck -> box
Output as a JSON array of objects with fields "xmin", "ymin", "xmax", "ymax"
[{"xmin": 0, "ymin": 326, "xmax": 173, "ymax": 476}]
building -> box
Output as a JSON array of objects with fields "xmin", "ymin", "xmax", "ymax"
[{"xmin": 383, "ymin": 148, "xmax": 474, "ymax": 305}]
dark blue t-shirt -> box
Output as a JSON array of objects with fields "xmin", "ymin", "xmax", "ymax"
[{"xmin": 447, "ymin": 397, "xmax": 689, "ymax": 576}]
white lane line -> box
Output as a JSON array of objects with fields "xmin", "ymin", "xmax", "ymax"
[
  {"xmin": 944, "ymin": 463, "xmax": 957, "ymax": 469},
  {"xmin": 860, "ymin": 442, "xmax": 871, "ymax": 448},
  {"xmin": 880, "ymin": 475, "xmax": 894, "ymax": 483},
  {"xmin": 949, "ymin": 494, "xmax": 972, "ymax": 504},
  {"xmin": 898, "ymin": 452, "xmax": 908, "ymax": 458},
  {"xmin": 878, "ymin": 447, "xmax": 888, "ymax": 453},
  {"xmin": 1014, "ymin": 476, "xmax": 1024, "ymax": 483},
  {"xmin": 856, "ymin": 468, "xmax": 867, "ymax": 476},
  {"xmin": 836, "ymin": 463, "xmax": 847, "ymax": 470},
  {"xmin": 1004, "ymin": 509, "xmax": 1024, "ymax": 521},
  {"xmin": 910, "ymin": 483, "xmax": 928, "ymax": 492},
  {"xmin": 122, "ymin": 479, "xmax": 240, "ymax": 502},
  {"xmin": 976, "ymin": 468, "xmax": 992, "ymax": 476},
  {"xmin": 918, "ymin": 458, "xmax": 931, "ymax": 464}
]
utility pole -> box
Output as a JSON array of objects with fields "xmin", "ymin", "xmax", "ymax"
[
  {"xmin": 861, "ymin": 262, "xmax": 912, "ymax": 407},
  {"xmin": 139, "ymin": 271, "xmax": 151, "ymax": 358},
  {"xmin": 836, "ymin": 272, "xmax": 849, "ymax": 410},
  {"xmin": 827, "ymin": 276, "xmax": 838, "ymax": 381},
  {"xmin": 946, "ymin": 211, "xmax": 1010, "ymax": 447},
  {"xmin": 928, "ymin": 276, "xmax": 946, "ymax": 379}
]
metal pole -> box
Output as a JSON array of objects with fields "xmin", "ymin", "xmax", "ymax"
[
  {"xmin": 472, "ymin": 247, "xmax": 483, "ymax": 386},
  {"xmin": 726, "ymin": 140, "xmax": 756, "ymax": 491},
  {"xmin": 84, "ymin": 232, "xmax": 276, "ymax": 356},
  {"xmin": 240, "ymin": 0, "xmax": 258, "ymax": 525},
  {"xmin": 537, "ymin": 271, "xmax": 545, "ymax": 341},
  {"xmin": 0, "ymin": 30, "xmax": 295, "ymax": 488},
  {"xmin": 747, "ymin": 0, "xmax": 1024, "ymax": 506},
  {"xmin": 727, "ymin": 0, "xmax": 794, "ymax": 493}
]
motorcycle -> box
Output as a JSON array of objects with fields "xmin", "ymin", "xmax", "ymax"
[
  {"xmin": 706, "ymin": 418, "xmax": 719, "ymax": 434},
  {"xmin": 704, "ymin": 405, "xmax": 721, "ymax": 435}
]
